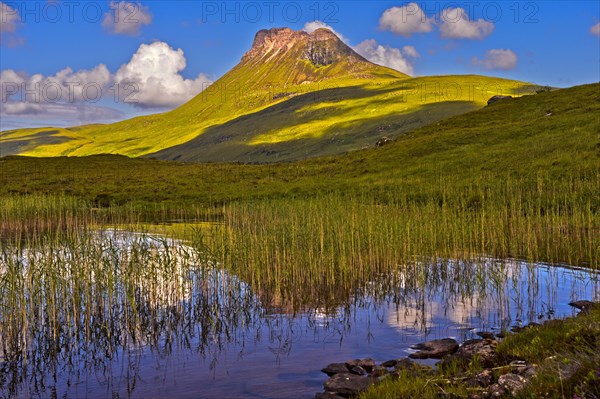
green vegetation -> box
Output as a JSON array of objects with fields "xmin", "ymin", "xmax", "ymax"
[
  {"xmin": 360, "ymin": 306, "xmax": 600, "ymax": 399},
  {"xmin": 0, "ymin": 83, "xmax": 598, "ymax": 398},
  {"xmin": 0, "ymin": 28, "xmax": 535, "ymax": 162}
]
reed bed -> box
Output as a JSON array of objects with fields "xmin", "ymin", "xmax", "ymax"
[{"xmin": 0, "ymin": 170, "xmax": 597, "ymax": 396}]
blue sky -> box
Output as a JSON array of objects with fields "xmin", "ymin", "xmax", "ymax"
[{"xmin": 1, "ymin": 1, "xmax": 599, "ymax": 130}]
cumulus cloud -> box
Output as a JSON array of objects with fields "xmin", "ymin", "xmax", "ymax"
[
  {"xmin": 0, "ymin": 1, "xmax": 24, "ymax": 46},
  {"xmin": 1, "ymin": 41, "xmax": 211, "ymax": 129},
  {"xmin": 402, "ymin": 45, "xmax": 420, "ymax": 58},
  {"xmin": 102, "ymin": 1, "xmax": 152, "ymax": 36},
  {"xmin": 354, "ymin": 39, "xmax": 416, "ymax": 75},
  {"xmin": 472, "ymin": 49, "xmax": 518, "ymax": 70},
  {"xmin": 114, "ymin": 41, "xmax": 211, "ymax": 108},
  {"xmin": 379, "ymin": 3, "xmax": 434, "ymax": 37},
  {"xmin": 439, "ymin": 7, "xmax": 494, "ymax": 40},
  {"xmin": 302, "ymin": 20, "xmax": 349, "ymax": 43},
  {"xmin": 1, "ymin": 65, "xmax": 112, "ymax": 104},
  {"xmin": 591, "ymin": 22, "xmax": 600, "ymax": 37}
]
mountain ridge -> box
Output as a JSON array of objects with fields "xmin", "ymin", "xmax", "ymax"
[{"xmin": 0, "ymin": 27, "xmax": 534, "ymax": 162}]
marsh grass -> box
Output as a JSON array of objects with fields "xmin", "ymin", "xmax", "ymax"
[{"xmin": 0, "ymin": 187, "xmax": 597, "ymax": 397}]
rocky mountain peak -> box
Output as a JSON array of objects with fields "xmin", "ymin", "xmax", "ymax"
[{"xmin": 241, "ymin": 27, "xmax": 365, "ymax": 66}]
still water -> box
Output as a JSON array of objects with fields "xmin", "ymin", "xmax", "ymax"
[{"xmin": 1, "ymin": 230, "xmax": 598, "ymax": 399}]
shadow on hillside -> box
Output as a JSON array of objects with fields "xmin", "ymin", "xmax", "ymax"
[
  {"xmin": 0, "ymin": 130, "xmax": 74, "ymax": 157},
  {"xmin": 149, "ymin": 85, "xmax": 477, "ymax": 163}
]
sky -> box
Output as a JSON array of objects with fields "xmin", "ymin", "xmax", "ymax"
[{"xmin": 1, "ymin": 0, "xmax": 599, "ymax": 130}]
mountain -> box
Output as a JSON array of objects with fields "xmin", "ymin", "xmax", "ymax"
[{"xmin": 0, "ymin": 28, "xmax": 535, "ymax": 162}]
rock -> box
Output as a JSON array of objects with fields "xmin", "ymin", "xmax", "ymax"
[
  {"xmin": 315, "ymin": 392, "xmax": 346, "ymax": 399},
  {"xmin": 495, "ymin": 331, "xmax": 508, "ymax": 339},
  {"xmin": 394, "ymin": 358, "xmax": 416, "ymax": 369},
  {"xmin": 375, "ymin": 136, "xmax": 391, "ymax": 147},
  {"xmin": 486, "ymin": 383, "xmax": 506, "ymax": 398},
  {"xmin": 519, "ymin": 365, "xmax": 539, "ymax": 379},
  {"xmin": 381, "ymin": 357, "xmax": 414, "ymax": 369},
  {"xmin": 497, "ymin": 373, "xmax": 529, "ymax": 395},
  {"xmin": 323, "ymin": 373, "xmax": 372, "ymax": 396},
  {"xmin": 409, "ymin": 338, "xmax": 459, "ymax": 359},
  {"xmin": 569, "ymin": 300, "xmax": 598, "ymax": 310},
  {"xmin": 441, "ymin": 339, "xmax": 498, "ymax": 368},
  {"xmin": 511, "ymin": 325, "xmax": 527, "ymax": 333},
  {"xmin": 322, "ymin": 363, "xmax": 349, "ymax": 376},
  {"xmin": 487, "ymin": 95, "xmax": 512, "ymax": 105},
  {"xmin": 370, "ymin": 366, "xmax": 389, "ymax": 378},
  {"xmin": 477, "ymin": 331, "xmax": 495, "ymax": 340},
  {"xmin": 350, "ymin": 366, "xmax": 367, "ymax": 376},
  {"xmin": 477, "ymin": 369, "xmax": 494, "ymax": 387},
  {"xmin": 345, "ymin": 358, "xmax": 375, "ymax": 373}
]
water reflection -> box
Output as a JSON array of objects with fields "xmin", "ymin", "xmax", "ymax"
[{"xmin": 0, "ymin": 230, "xmax": 598, "ymax": 399}]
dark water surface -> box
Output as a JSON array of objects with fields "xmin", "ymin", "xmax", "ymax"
[{"xmin": 1, "ymin": 231, "xmax": 598, "ymax": 399}]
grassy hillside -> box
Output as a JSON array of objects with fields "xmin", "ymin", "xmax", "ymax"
[
  {"xmin": 1, "ymin": 83, "xmax": 596, "ymax": 204},
  {"xmin": 0, "ymin": 29, "xmax": 535, "ymax": 162},
  {"xmin": 1, "ymin": 83, "xmax": 598, "ymax": 266}
]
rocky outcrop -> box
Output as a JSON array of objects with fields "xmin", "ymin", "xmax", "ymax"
[{"xmin": 242, "ymin": 27, "xmax": 366, "ymax": 67}]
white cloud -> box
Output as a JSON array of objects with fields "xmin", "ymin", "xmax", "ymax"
[
  {"xmin": 379, "ymin": 3, "xmax": 434, "ymax": 37},
  {"xmin": 472, "ymin": 49, "xmax": 518, "ymax": 70},
  {"xmin": 1, "ymin": 40, "xmax": 211, "ymax": 129},
  {"xmin": 114, "ymin": 41, "xmax": 210, "ymax": 108},
  {"xmin": 3, "ymin": 102, "xmax": 45, "ymax": 115},
  {"xmin": 591, "ymin": 22, "xmax": 600, "ymax": 37},
  {"xmin": 1, "ymin": 65, "xmax": 112, "ymax": 103},
  {"xmin": 402, "ymin": 45, "xmax": 420, "ymax": 58},
  {"xmin": 0, "ymin": 1, "xmax": 18, "ymax": 33},
  {"xmin": 0, "ymin": 102, "xmax": 125, "ymax": 130},
  {"xmin": 439, "ymin": 7, "xmax": 494, "ymax": 40},
  {"xmin": 0, "ymin": 1, "xmax": 24, "ymax": 46},
  {"xmin": 302, "ymin": 20, "xmax": 349, "ymax": 43},
  {"xmin": 102, "ymin": 1, "xmax": 152, "ymax": 36},
  {"xmin": 354, "ymin": 39, "xmax": 416, "ymax": 75}
]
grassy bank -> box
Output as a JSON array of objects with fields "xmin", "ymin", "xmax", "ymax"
[{"xmin": 360, "ymin": 306, "xmax": 600, "ymax": 399}]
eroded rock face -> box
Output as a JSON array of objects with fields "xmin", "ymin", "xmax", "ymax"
[
  {"xmin": 409, "ymin": 338, "xmax": 459, "ymax": 359},
  {"xmin": 242, "ymin": 27, "xmax": 365, "ymax": 67}
]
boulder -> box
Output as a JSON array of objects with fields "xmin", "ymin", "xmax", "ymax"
[
  {"xmin": 323, "ymin": 373, "xmax": 372, "ymax": 396},
  {"xmin": 381, "ymin": 357, "xmax": 414, "ymax": 369},
  {"xmin": 409, "ymin": 338, "xmax": 459, "ymax": 359},
  {"xmin": 370, "ymin": 366, "xmax": 389, "ymax": 378},
  {"xmin": 349, "ymin": 365, "xmax": 367, "ymax": 376},
  {"xmin": 569, "ymin": 300, "xmax": 598, "ymax": 311},
  {"xmin": 322, "ymin": 363, "xmax": 349, "ymax": 376},
  {"xmin": 345, "ymin": 358, "xmax": 375, "ymax": 373}
]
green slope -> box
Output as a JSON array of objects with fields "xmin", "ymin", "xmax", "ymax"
[
  {"xmin": 1, "ymin": 83, "xmax": 597, "ymax": 204},
  {"xmin": 1, "ymin": 28, "xmax": 536, "ymax": 161}
]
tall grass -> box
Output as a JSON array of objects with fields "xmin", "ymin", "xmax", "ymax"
[{"xmin": 0, "ymin": 177, "xmax": 597, "ymax": 396}]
